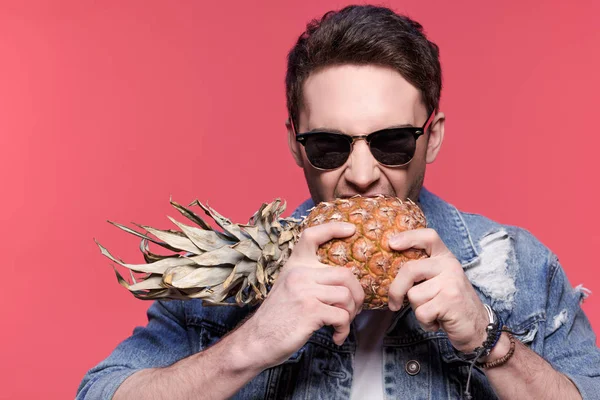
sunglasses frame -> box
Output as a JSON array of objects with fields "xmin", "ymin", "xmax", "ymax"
[{"xmin": 291, "ymin": 109, "xmax": 436, "ymax": 171}]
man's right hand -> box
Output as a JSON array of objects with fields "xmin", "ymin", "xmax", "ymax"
[
  {"xmin": 111, "ymin": 222, "xmax": 364, "ymax": 400},
  {"xmin": 239, "ymin": 222, "xmax": 365, "ymax": 369}
]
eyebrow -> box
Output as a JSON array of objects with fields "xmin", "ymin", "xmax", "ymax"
[{"xmin": 305, "ymin": 123, "xmax": 416, "ymax": 135}]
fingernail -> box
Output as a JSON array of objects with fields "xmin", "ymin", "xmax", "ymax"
[
  {"xmin": 342, "ymin": 223, "xmax": 355, "ymax": 233},
  {"xmin": 389, "ymin": 234, "xmax": 403, "ymax": 247}
]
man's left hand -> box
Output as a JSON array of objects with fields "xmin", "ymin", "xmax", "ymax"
[{"xmin": 388, "ymin": 228, "xmax": 489, "ymax": 354}]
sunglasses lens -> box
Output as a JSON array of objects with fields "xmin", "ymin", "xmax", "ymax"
[
  {"xmin": 370, "ymin": 129, "xmax": 416, "ymax": 166},
  {"xmin": 303, "ymin": 134, "xmax": 351, "ymax": 170}
]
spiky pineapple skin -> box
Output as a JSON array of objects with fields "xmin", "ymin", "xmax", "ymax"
[
  {"xmin": 302, "ymin": 196, "xmax": 428, "ymax": 310},
  {"xmin": 100, "ymin": 195, "xmax": 427, "ymax": 309}
]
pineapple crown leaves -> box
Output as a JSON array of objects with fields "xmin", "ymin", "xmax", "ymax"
[{"xmin": 96, "ymin": 198, "xmax": 303, "ymax": 306}]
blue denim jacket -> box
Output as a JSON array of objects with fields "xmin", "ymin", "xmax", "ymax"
[{"xmin": 77, "ymin": 188, "xmax": 600, "ymax": 399}]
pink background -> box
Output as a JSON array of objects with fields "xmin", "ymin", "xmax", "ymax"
[{"xmin": 1, "ymin": 1, "xmax": 598, "ymax": 398}]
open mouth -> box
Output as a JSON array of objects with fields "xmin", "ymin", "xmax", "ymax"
[{"xmin": 336, "ymin": 193, "xmax": 393, "ymax": 199}]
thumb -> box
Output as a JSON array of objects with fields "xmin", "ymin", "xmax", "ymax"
[{"xmin": 293, "ymin": 222, "xmax": 355, "ymax": 258}]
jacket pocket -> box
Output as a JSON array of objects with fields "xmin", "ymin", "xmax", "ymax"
[
  {"xmin": 184, "ymin": 317, "xmax": 229, "ymax": 353},
  {"xmin": 508, "ymin": 311, "xmax": 544, "ymax": 352}
]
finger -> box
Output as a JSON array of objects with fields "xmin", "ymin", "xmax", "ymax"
[
  {"xmin": 388, "ymin": 257, "xmax": 445, "ymax": 310},
  {"xmin": 420, "ymin": 320, "xmax": 440, "ymax": 332},
  {"xmin": 313, "ymin": 267, "xmax": 365, "ymax": 308},
  {"xmin": 293, "ymin": 223, "xmax": 356, "ymax": 258},
  {"xmin": 405, "ymin": 276, "xmax": 442, "ymax": 310},
  {"xmin": 413, "ymin": 296, "xmax": 444, "ymax": 332},
  {"xmin": 314, "ymin": 285, "xmax": 357, "ymax": 319},
  {"xmin": 389, "ymin": 228, "xmax": 450, "ymax": 257},
  {"xmin": 320, "ymin": 304, "xmax": 351, "ymax": 346}
]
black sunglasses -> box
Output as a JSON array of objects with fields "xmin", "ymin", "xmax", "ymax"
[{"xmin": 292, "ymin": 110, "xmax": 435, "ymax": 171}]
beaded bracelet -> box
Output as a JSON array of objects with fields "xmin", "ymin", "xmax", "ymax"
[{"xmin": 477, "ymin": 327, "xmax": 516, "ymax": 369}]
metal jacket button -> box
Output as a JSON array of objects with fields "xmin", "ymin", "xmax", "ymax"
[{"xmin": 405, "ymin": 360, "xmax": 420, "ymax": 376}]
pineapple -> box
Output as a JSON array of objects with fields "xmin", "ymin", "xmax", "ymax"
[{"xmin": 96, "ymin": 195, "xmax": 427, "ymax": 310}]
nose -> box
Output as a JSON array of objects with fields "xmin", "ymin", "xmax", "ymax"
[{"xmin": 344, "ymin": 139, "xmax": 380, "ymax": 192}]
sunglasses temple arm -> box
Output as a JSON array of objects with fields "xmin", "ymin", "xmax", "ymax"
[
  {"xmin": 424, "ymin": 109, "xmax": 436, "ymax": 131},
  {"xmin": 288, "ymin": 116, "xmax": 298, "ymax": 136}
]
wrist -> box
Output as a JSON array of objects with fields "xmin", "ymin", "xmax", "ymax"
[
  {"xmin": 466, "ymin": 321, "xmax": 491, "ymax": 354},
  {"xmin": 154, "ymin": 328, "xmax": 267, "ymax": 400},
  {"xmin": 225, "ymin": 324, "xmax": 271, "ymax": 374},
  {"xmin": 478, "ymin": 331, "xmax": 511, "ymax": 364},
  {"xmin": 453, "ymin": 304, "xmax": 503, "ymax": 358}
]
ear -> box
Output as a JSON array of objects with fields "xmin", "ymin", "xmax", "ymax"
[
  {"xmin": 425, "ymin": 111, "xmax": 445, "ymax": 164},
  {"xmin": 286, "ymin": 118, "xmax": 304, "ymax": 167}
]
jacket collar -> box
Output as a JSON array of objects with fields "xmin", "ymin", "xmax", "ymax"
[{"xmin": 290, "ymin": 187, "xmax": 479, "ymax": 266}]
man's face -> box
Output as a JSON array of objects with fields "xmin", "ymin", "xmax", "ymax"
[{"xmin": 288, "ymin": 64, "xmax": 445, "ymax": 204}]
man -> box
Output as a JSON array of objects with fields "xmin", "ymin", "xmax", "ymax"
[{"xmin": 77, "ymin": 5, "xmax": 600, "ymax": 399}]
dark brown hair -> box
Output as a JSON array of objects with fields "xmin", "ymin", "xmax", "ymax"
[{"xmin": 285, "ymin": 5, "xmax": 442, "ymax": 129}]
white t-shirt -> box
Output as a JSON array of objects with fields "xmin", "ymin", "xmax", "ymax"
[{"xmin": 350, "ymin": 310, "xmax": 396, "ymax": 400}]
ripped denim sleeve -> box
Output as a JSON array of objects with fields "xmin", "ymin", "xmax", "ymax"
[
  {"xmin": 542, "ymin": 255, "xmax": 600, "ymax": 399},
  {"xmin": 75, "ymin": 300, "xmax": 191, "ymax": 400}
]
